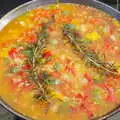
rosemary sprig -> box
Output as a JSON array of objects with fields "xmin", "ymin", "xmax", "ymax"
[
  {"xmin": 23, "ymin": 17, "xmax": 56, "ymax": 102},
  {"xmin": 63, "ymin": 24, "xmax": 119, "ymax": 75}
]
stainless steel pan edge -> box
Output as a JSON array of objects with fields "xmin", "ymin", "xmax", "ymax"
[{"xmin": 0, "ymin": 0, "xmax": 120, "ymax": 120}]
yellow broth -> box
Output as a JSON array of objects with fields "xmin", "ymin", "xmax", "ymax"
[{"xmin": 0, "ymin": 3, "xmax": 120, "ymax": 120}]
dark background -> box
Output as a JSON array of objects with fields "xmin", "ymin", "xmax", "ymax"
[{"xmin": 0, "ymin": 0, "xmax": 119, "ymax": 18}]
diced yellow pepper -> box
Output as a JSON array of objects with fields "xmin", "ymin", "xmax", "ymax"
[
  {"xmin": 72, "ymin": 19, "xmax": 80, "ymax": 26},
  {"xmin": 85, "ymin": 32, "xmax": 101, "ymax": 41},
  {"xmin": 118, "ymin": 68, "xmax": 120, "ymax": 73},
  {"xmin": 0, "ymin": 48, "xmax": 11, "ymax": 58},
  {"xmin": 59, "ymin": 4, "xmax": 74, "ymax": 12},
  {"xmin": 50, "ymin": 91, "xmax": 64, "ymax": 101},
  {"xmin": 114, "ymin": 63, "xmax": 120, "ymax": 73},
  {"xmin": 48, "ymin": 4, "xmax": 57, "ymax": 9},
  {"xmin": 117, "ymin": 67, "xmax": 120, "ymax": 74},
  {"xmin": 113, "ymin": 19, "xmax": 120, "ymax": 27},
  {"xmin": 115, "ymin": 89, "xmax": 120, "ymax": 99}
]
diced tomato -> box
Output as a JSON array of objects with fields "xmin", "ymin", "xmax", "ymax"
[
  {"xmin": 104, "ymin": 39, "xmax": 111, "ymax": 49},
  {"xmin": 80, "ymin": 104, "xmax": 94, "ymax": 119},
  {"xmin": 89, "ymin": 18, "xmax": 102, "ymax": 25},
  {"xmin": 17, "ymin": 71, "xmax": 29, "ymax": 77},
  {"xmin": 71, "ymin": 68, "xmax": 76, "ymax": 76},
  {"xmin": 71, "ymin": 106, "xmax": 79, "ymax": 113},
  {"xmin": 9, "ymin": 48, "xmax": 18, "ymax": 58},
  {"xmin": 65, "ymin": 65, "xmax": 76, "ymax": 76},
  {"xmin": 99, "ymin": 84, "xmax": 119, "ymax": 103},
  {"xmin": 33, "ymin": 9, "xmax": 60, "ymax": 21},
  {"xmin": 43, "ymin": 11, "xmax": 51, "ymax": 18},
  {"xmin": 26, "ymin": 33, "xmax": 37, "ymax": 43},
  {"xmin": 48, "ymin": 26, "xmax": 56, "ymax": 32},
  {"xmin": 1, "ymin": 43, "xmax": 8, "ymax": 47},
  {"xmin": 84, "ymin": 73, "xmax": 94, "ymax": 84},
  {"xmin": 75, "ymin": 93, "xmax": 83, "ymax": 99},
  {"xmin": 33, "ymin": 9, "xmax": 51, "ymax": 21},
  {"xmin": 109, "ymin": 25, "xmax": 115, "ymax": 35},
  {"xmin": 81, "ymin": 95, "xmax": 100, "ymax": 119},
  {"xmin": 11, "ymin": 77, "xmax": 34, "ymax": 92},
  {"xmin": 57, "ymin": 16, "xmax": 72, "ymax": 23},
  {"xmin": 24, "ymin": 30, "xmax": 37, "ymax": 44},
  {"xmin": 71, "ymin": 100, "xmax": 94, "ymax": 119},
  {"xmin": 11, "ymin": 78, "xmax": 25, "ymax": 89},
  {"xmin": 74, "ymin": 93, "xmax": 85, "ymax": 105},
  {"xmin": 9, "ymin": 63, "xmax": 17, "ymax": 67},
  {"xmin": 51, "ymin": 71, "xmax": 61, "ymax": 78},
  {"xmin": 66, "ymin": 58, "xmax": 71, "ymax": 64},
  {"xmin": 65, "ymin": 59, "xmax": 76, "ymax": 76},
  {"xmin": 43, "ymin": 50, "xmax": 52, "ymax": 58},
  {"xmin": 9, "ymin": 47, "xmax": 26, "ymax": 59},
  {"xmin": 71, "ymin": 94, "xmax": 83, "ymax": 112},
  {"xmin": 23, "ymin": 83, "xmax": 35, "ymax": 91},
  {"xmin": 72, "ymin": 93, "xmax": 96, "ymax": 119},
  {"xmin": 51, "ymin": 9, "xmax": 61, "ymax": 14},
  {"xmin": 22, "ymin": 64, "xmax": 31, "ymax": 70}
]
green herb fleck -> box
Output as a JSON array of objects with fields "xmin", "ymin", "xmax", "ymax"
[
  {"xmin": 63, "ymin": 23, "xmax": 119, "ymax": 76},
  {"xmin": 54, "ymin": 62, "xmax": 61, "ymax": 72}
]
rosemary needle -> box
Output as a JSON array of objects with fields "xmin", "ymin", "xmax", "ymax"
[
  {"xmin": 24, "ymin": 17, "xmax": 55, "ymax": 102},
  {"xmin": 63, "ymin": 24, "xmax": 119, "ymax": 76}
]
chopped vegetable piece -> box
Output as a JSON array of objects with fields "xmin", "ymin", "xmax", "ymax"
[
  {"xmin": 50, "ymin": 39, "xmax": 58, "ymax": 45},
  {"xmin": 54, "ymin": 62, "xmax": 61, "ymax": 72},
  {"xmin": 85, "ymin": 32, "xmax": 101, "ymax": 41},
  {"xmin": 45, "ymin": 79, "xmax": 61, "ymax": 85},
  {"xmin": 22, "ymin": 64, "xmax": 31, "ymax": 70},
  {"xmin": 22, "ymin": 46, "xmax": 34, "ymax": 58},
  {"xmin": 84, "ymin": 73, "xmax": 93, "ymax": 84},
  {"xmin": 1, "ymin": 3, "xmax": 120, "ymax": 120},
  {"xmin": 43, "ymin": 51, "xmax": 52, "ymax": 58},
  {"xmin": 9, "ymin": 48, "xmax": 18, "ymax": 58}
]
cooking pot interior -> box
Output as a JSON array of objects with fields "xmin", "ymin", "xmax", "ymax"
[{"xmin": 0, "ymin": 0, "xmax": 120, "ymax": 120}]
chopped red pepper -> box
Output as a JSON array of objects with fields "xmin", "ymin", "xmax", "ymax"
[
  {"xmin": 24, "ymin": 30, "xmax": 37, "ymax": 44},
  {"xmin": 9, "ymin": 63, "xmax": 17, "ymax": 67},
  {"xmin": 89, "ymin": 18, "xmax": 102, "ymax": 25},
  {"xmin": 65, "ymin": 66, "xmax": 76, "ymax": 75},
  {"xmin": 71, "ymin": 106, "xmax": 79, "ymax": 113},
  {"xmin": 1, "ymin": 43, "xmax": 8, "ymax": 47},
  {"xmin": 57, "ymin": 16, "xmax": 72, "ymax": 23},
  {"xmin": 75, "ymin": 93, "xmax": 83, "ymax": 99},
  {"xmin": 71, "ymin": 100, "xmax": 94, "ymax": 119},
  {"xmin": 51, "ymin": 71, "xmax": 61, "ymax": 78},
  {"xmin": 33, "ymin": 9, "xmax": 60, "ymax": 21},
  {"xmin": 80, "ymin": 104, "xmax": 94, "ymax": 119},
  {"xmin": 43, "ymin": 51, "xmax": 52, "ymax": 58},
  {"xmin": 23, "ymin": 83, "xmax": 35, "ymax": 91},
  {"xmin": 99, "ymin": 84, "xmax": 119, "ymax": 103},
  {"xmin": 11, "ymin": 77, "xmax": 34, "ymax": 92},
  {"xmin": 9, "ymin": 47, "xmax": 25, "ymax": 58},
  {"xmin": 11, "ymin": 77, "xmax": 25, "ymax": 90},
  {"xmin": 65, "ymin": 59, "xmax": 76, "ymax": 76},
  {"xmin": 109, "ymin": 25, "xmax": 115, "ymax": 35},
  {"xmin": 22, "ymin": 64, "xmax": 31, "ymax": 70},
  {"xmin": 51, "ymin": 9, "xmax": 61, "ymax": 14},
  {"xmin": 104, "ymin": 39, "xmax": 111, "ymax": 49},
  {"xmin": 48, "ymin": 26, "xmax": 56, "ymax": 32},
  {"xmin": 9, "ymin": 48, "xmax": 18, "ymax": 58},
  {"xmin": 72, "ymin": 92, "xmax": 96, "ymax": 119},
  {"xmin": 17, "ymin": 71, "xmax": 29, "ymax": 78},
  {"xmin": 84, "ymin": 73, "xmax": 94, "ymax": 84}
]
